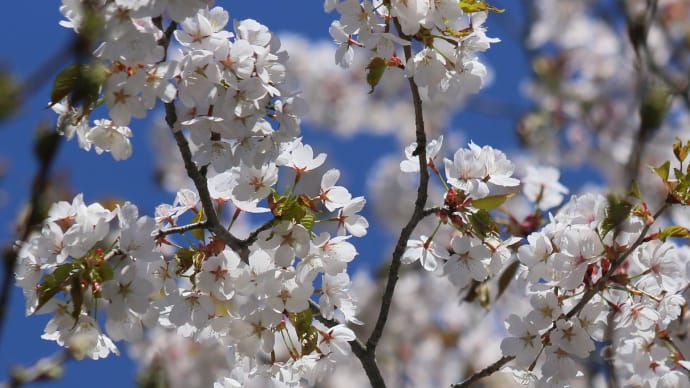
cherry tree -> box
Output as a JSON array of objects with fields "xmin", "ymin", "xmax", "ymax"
[{"xmin": 3, "ymin": 0, "xmax": 690, "ymax": 387}]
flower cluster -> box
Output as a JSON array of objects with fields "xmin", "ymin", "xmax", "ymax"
[
  {"xmin": 326, "ymin": 0, "xmax": 500, "ymax": 99},
  {"xmin": 16, "ymin": 0, "xmax": 690, "ymax": 387},
  {"xmin": 21, "ymin": 1, "xmax": 373, "ymax": 385}
]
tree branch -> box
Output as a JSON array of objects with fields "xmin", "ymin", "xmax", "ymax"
[
  {"xmin": 451, "ymin": 356, "xmax": 514, "ymax": 388},
  {"xmin": 156, "ymin": 221, "xmax": 209, "ymax": 238},
  {"xmin": 164, "ymin": 103, "xmax": 249, "ymax": 262},
  {"xmin": 347, "ymin": 18, "xmax": 432, "ymax": 388}
]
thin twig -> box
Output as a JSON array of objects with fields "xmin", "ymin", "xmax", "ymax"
[
  {"xmin": 156, "ymin": 221, "xmax": 209, "ymax": 238},
  {"xmin": 451, "ymin": 356, "xmax": 514, "ymax": 388}
]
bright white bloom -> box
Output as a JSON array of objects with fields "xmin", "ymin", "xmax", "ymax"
[
  {"xmin": 522, "ymin": 165, "xmax": 569, "ymax": 210},
  {"xmin": 118, "ymin": 202, "xmax": 161, "ymax": 262},
  {"xmin": 406, "ymin": 47, "xmax": 447, "ymax": 89},
  {"xmin": 501, "ymin": 314, "xmax": 542, "ymax": 368},
  {"xmin": 103, "ymin": 71, "xmax": 146, "ymax": 126},
  {"xmin": 632, "ymin": 240, "xmax": 683, "ymax": 293},
  {"xmin": 444, "ymin": 142, "xmax": 520, "ymax": 199},
  {"xmin": 526, "ymin": 292, "xmax": 562, "ymax": 329},
  {"xmin": 329, "ymin": 20, "xmax": 355, "ymax": 68},
  {"xmin": 551, "ymin": 226, "xmax": 604, "ymax": 289},
  {"xmin": 279, "ymin": 139, "xmax": 327, "ymax": 174},
  {"xmin": 258, "ymin": 221, "xmax": 311, "ymax": 267},
  {"xmin": 335, "ymin": 197, "xmax": 369, "ymax": 237},
  {"xmin": 400, "ymin": 135, "xmax": 443, "ymax": 173},
  {"xmin": 319, "ymin": 169, "xmax": 352, "ymax": 212},
  {"xmin": 443, "ymin": 235, "xmax": 491, "ymax": 288},
  {"xmin": 86, "ymin": 119, "xmax": 133, "ymax": 160},
  {"xmin": 402, "ymin": 235, "xmax": 449, "ymax": 272},
  {"xmin": 232, "ymin": 162, "xmax": 278, "ymax": 202},
  {"xmin": 313, "ymin": 321, "xmax": 356, "ymax": 356},
  {"xmin": 198, "ymin": 249, "xmax": 244, "ymax": 300},
  {"xmin": 551, "ymin": 319, "xmax": 594, "ymax": 358}
]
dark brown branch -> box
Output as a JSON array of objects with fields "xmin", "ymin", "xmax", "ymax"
[
  {"xmin": 164, "ymin": 105, "xmax": 249, "ymax": 262},
  {"xmin": 156, "ymin": 221, "xmax": 209, "ymax": 238},
  {"xmin": 347, "ymin": 18, "xmax": 432, "ymax": 388},
  {"xmin": 451, "ymin": 356, "xmax": 514, "ymax": 388}
]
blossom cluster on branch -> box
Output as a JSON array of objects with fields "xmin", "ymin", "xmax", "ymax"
[{"xmin": 8, "ymin": 0, "xmax": 690, "ymax": 387}]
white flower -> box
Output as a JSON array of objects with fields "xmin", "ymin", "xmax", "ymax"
[
  {"xmin": 501, "ymin": 314, "xmax": 542, "ymax": 368},
  {"xmin": 118, "ymin": 202, "xmax": 161, "ymax": 262},
  {"xmin": 103, "ymin": 71, "xmax": 146, "ymax": 126},
  {"xmin": 329, "ymin": 20, "xmax": 355, "ymax": 69},
  {"xmin": 318, "ymin": 169, "xmax": 352, "ymax": 212},
  {"xmin": 526, "ymin": 292, "xmax": 562, "ymax": 330},
  {"xmin": 443, "ymin": 235, "xmax": 491, "ymax": 288},
  {"xmin": 335, "ymin": 197, "xmax": 369, "ymax": 237},
  {"xmin": 86, "ymin": 119, "xmax": 133, "ymax": 160},
  {"xmin": 400, "ymin": 135, "xmax": 443, "ymax": 173},
  {"xmin": 551, "ymin": 319, "xmax": 593, "ymax": 358},
  {"xmin": 232, "ymin": 162, "xmax": 278, "ymax": 202},
  {"xmin": 522, "ymin": 165, "xmax": 569, "ymax": 210},
  {"xmin": 402, "ymin": 235, "xmax": 449, "ymax": 272},
  {"xmin": 406, "ymin": 47, "xmax": 448, "ymax": 89},
  {"xmin": 444, "ymin": 142, "xmax": 520, "ymax": 199}
]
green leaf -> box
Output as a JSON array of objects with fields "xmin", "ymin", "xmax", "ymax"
[
  {"xmin": 174, "ymin": 248, "xmax": 196, "ymax": 276},
  {"xmin": 291, "ymin": 310, "xmax": 319, "ymax": 355},
  {"xmin": 468, "ymin": 209, "xmax": 498, "ymax": 239},
  {"xmin": 50, "ymin": 64, "xmax": 81, "ymax": 106},
  {"xmin": 0, "ymin": 70, "xmax": 19, "ymax": 121},
  {"xmin": 300, "ymin": 212, "xmax": 316, "ymax": 233},
  {"xmin": 600, "ymin": 194, "xmax": 632, "ymax": 238},
  {"xmin": 459, "ymin": 0, "xmax": 505, "ymax": 13},
  {"xmin": 497, "ymin": 260, "xmax": 520, "ymax": 300},
  {"xmin": 95, "ymin": 262, "xmax": 114, "ymax": 283},
  {"xmin": 659, "ymin": 225, "xmax": 690, "ymax": 241},
  {"xmin": 49, "ymin": 63, "xmax": 108, "ymax": 116},
  {"xmin": 36, "ymin": 263, "xmax": 76, "ymax": 313},
  {"xmin": 365, "ymin": 57, "xmax": 387, "ymax": 94},
  {"xmin": 191, "ymin": 209, "xmax": 205, "ymax": 241},
  {"xmin": 629, "ymin": 180, "xmax": 642, "ymax": 200},
  {"xmin": 652, "ymin": 160, "xmax": 670, "ymax": 181},
  {"xmin": 639, "ymin": 82, "xmax": 670, "ymax": 130},
  {"xmin": 471, "ymin": 193, "xmax": 514, "ymax": 211}
]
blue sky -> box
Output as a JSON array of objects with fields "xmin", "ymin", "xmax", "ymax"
[{"xmin": 0, "ymin": 1, "xmax": 537, "ymax": 386}]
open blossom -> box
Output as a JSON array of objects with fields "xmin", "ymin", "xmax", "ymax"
[
  {"xmin": 402, "ymin": 235, "xmax": 449, "ymax": 271},
  {"xmin": 335, "ymin": 197, "xmax": 369, "ymax": 237},
  {"xmin": 400, "ymin": 135, "xmax": 443, "ymax": 173},
  {"xmin": 443, "ymin": 235, "xmax": 491, "ymax": 288},
  {"xmin": 319, "ymin": 169, "xmax": 352, "ymax": 211},
  {"xmin": 444, "ymin": 142, "xmax": 520, "ymax": 199},
  {"xmin": 522, "ymin": 165, "xmax": 569, "ymax": 210},
  {"xmin": 87, "ymin": 119, "xmax": 133, "ymax": 160},
  {"xmin": 501, "ymin": 314, "xmax": 543, "ymax": 368}
]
